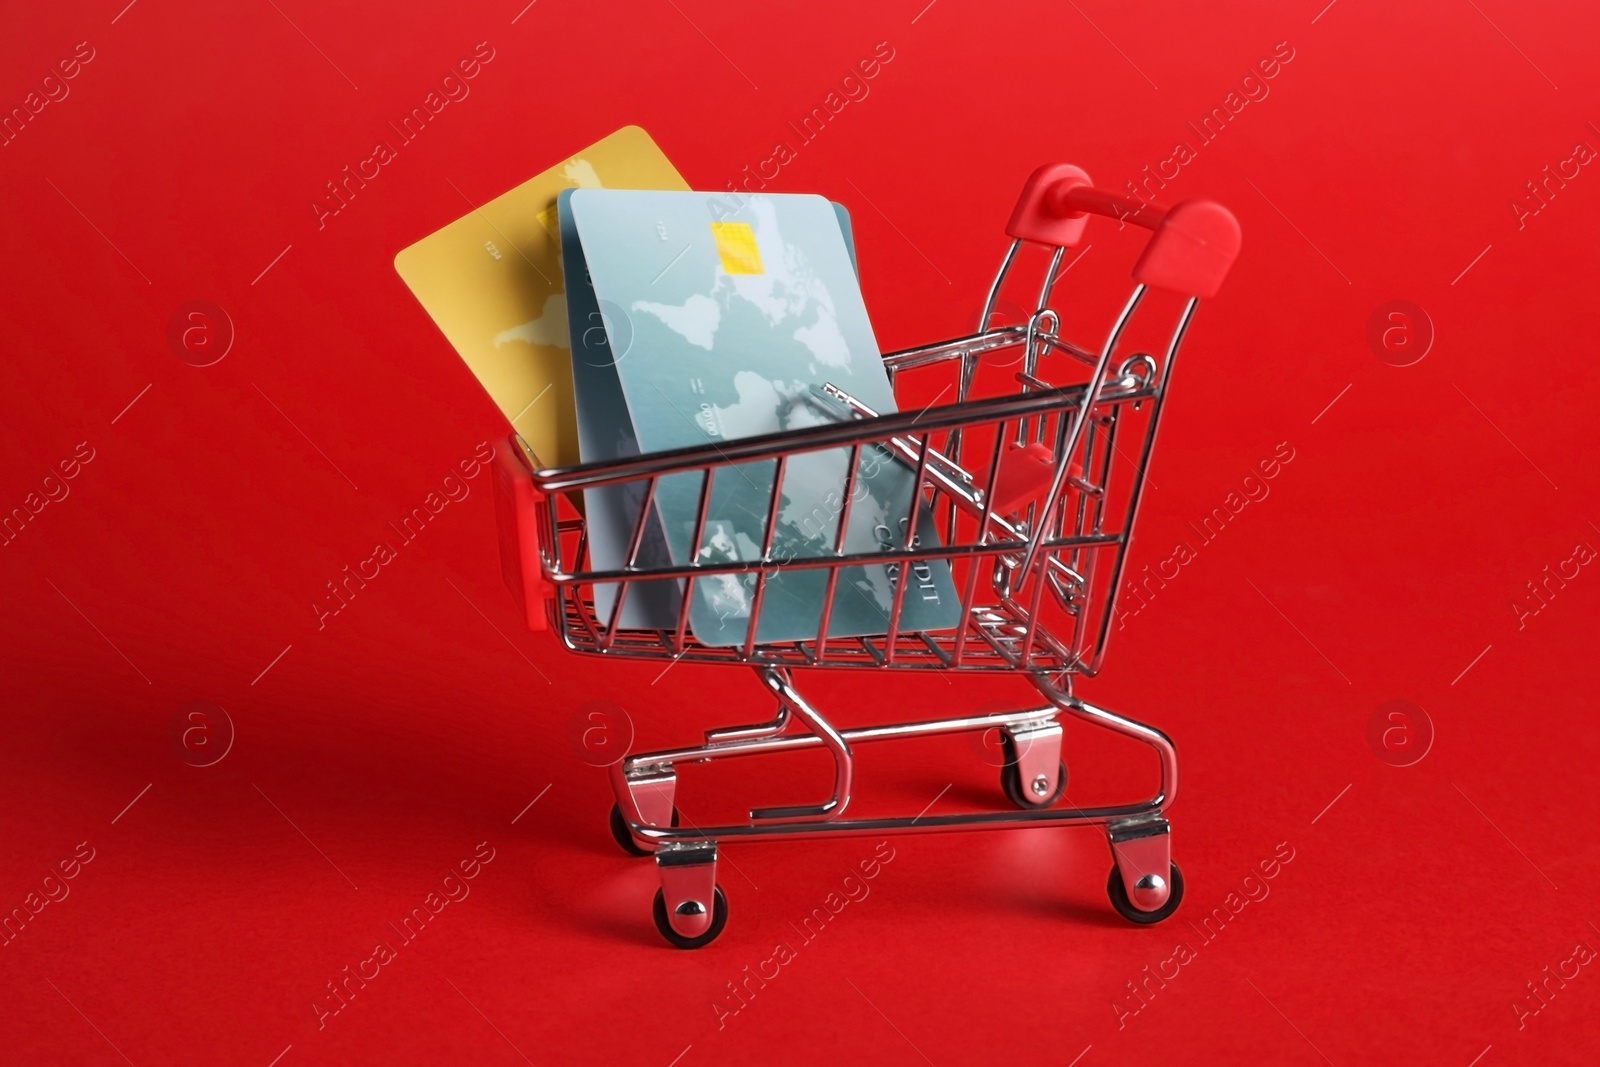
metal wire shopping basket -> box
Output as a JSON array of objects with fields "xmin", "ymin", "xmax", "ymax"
[{"xmin": 491, "ymin": 163, "xmax": 1241, "ymax": 947}]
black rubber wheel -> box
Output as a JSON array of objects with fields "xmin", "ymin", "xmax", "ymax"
[
  {"xmin": 608, "ymin": 803, "xmax": 679, "ymax": 857},
  {"xmin": 1107, "ymin": 861, "xmax": 1184, "ymax": 924},
  {"xmin": 1000, "ymin": 747, "xmax": 1068, "ymax": 809},
  {"xmin": 652, "ymin": 886, "xmax": 728, "ymax": 949}
]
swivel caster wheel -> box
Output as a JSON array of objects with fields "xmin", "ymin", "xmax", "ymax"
[
  {"xmin": 1107, "ymin": 861, "xmax": 1184, "ymax": 924},
  {"xmin": 998, "ymin": 725, "xmax": 1066, "ymax": 809},
  {"xmin": 608, "ymin": 803, "xmax": 679, "ymax": 857},
  {"xmin": 652, "ymin": 885, "xmax": 728, "ymax": 949},
  {"xmin": 1000, "ymin": 730, "xmax": 1067, "ymax": 808},
  {"xmin": 1001, "ymin": 758, "xmax": 1067, "ymax": 808}
]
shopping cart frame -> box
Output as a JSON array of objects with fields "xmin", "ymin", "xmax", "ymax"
[{"xmin": 492, "ymin": 163, "xmax": 1241, "ymax": 946}]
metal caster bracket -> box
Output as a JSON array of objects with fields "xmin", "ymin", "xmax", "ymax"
[
  {"xmin": 655, "ymin": 841, "xmax": 719, "ymax": 941},
  {"xmin": 1003, "ymin": 719, "xmax": 1064, "ymax": 802},
  {"xmin": 610, "ymin": 761, "xmax": 677, "ymax": 851},
  {"xmin": 1108, "ymin": 816, "xmax": 1173, "ymax": 911}
]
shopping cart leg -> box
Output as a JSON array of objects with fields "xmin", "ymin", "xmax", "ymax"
[
  {"xmin": 652, "ymin": 841, "xmax": 727, "ymax": 949},
  {"xmin": 750, "ymin": 666, "xmax": 854, "ymax": 822},
  {"xmin": 1030, "ymin": 676, "xmax": 1184, "ymax": 922}
]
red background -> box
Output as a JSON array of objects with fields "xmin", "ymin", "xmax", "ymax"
[{"xmin": 3, "ymin": 0, "xmax": 1599, "ymax": 1063}]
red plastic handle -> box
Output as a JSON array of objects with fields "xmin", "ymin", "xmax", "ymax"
[
  {"xmin": 491, "ymin": 435, "xmax": 550, "ymax": 632},
  {"xmin": 1005, "ymin": 163, "xmax": 1241, "ymax": 299}
]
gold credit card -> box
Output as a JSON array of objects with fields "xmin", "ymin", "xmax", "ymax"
[{"xmin": 393, "ymin": 125, "xmax": 690, "ymax": 469}]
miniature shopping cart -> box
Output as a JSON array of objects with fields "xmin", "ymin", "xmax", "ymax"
[{"xmin": 491, "ymin": 163, "xmax": 1240, "ymax": 947}]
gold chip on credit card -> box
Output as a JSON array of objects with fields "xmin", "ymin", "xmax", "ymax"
[{"xmin": 709, "ymin": 221, "xmax": 764, "ymax": 275}]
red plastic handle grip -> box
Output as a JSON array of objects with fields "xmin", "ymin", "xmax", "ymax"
[
  {"xmin": 491, "ymin": 435, "xmax": 550, "ymax": 632},
  {"xmin": 1051, "ymin": 184, "xmax": 1167, "ymax": 230},
  {"xmin": 1005, "ymin": 163, "xmax": 1241, "ymax": 299}
]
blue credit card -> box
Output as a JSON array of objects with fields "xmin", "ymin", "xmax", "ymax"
[{"xmin": 564, "ymin": 188, "xmax": 959, "ymax": 646}]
